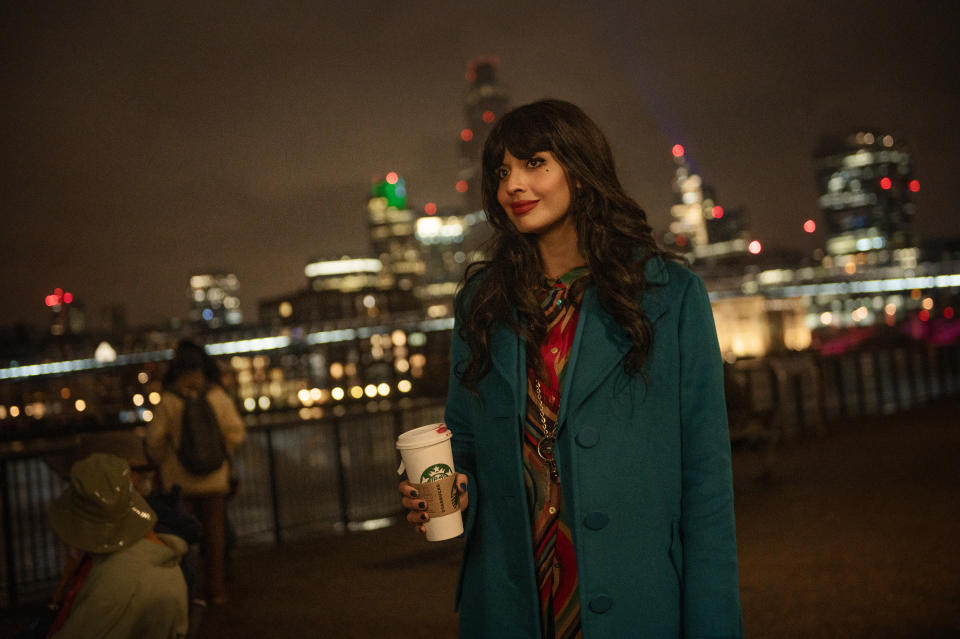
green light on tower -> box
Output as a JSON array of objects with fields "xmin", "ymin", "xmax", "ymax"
[{"xmin": 372, "ymin": 172, "xmax": 408, "ymax": 209}]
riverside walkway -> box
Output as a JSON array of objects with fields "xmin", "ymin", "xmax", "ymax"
[{"xmin": 5, "ymin": 399, "xmax": 959, "ymax": 638}]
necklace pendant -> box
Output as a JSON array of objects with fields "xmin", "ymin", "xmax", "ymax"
[{"xmin": 537, "ymin": 434, "xmax": 556, "ymax": 462}]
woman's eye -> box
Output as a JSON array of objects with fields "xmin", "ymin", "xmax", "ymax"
[{"xmin": 497, "ymin": 168, "xmax": 509, "ymax": 179}]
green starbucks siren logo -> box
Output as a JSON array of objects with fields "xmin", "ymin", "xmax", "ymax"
[{"xmin": 420, "ymin": 463, "xmax": 452, "ymax": 483}]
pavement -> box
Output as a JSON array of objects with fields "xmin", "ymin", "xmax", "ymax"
[{"xmin": 5, "ymin": 398, "xmax": 959, "ymax": 638}]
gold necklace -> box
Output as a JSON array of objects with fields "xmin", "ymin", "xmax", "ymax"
[{"xmin": 535, "ymin": 379, "xmax": 560, "ymax": 483}]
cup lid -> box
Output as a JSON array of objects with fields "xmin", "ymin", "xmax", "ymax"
[{"xmin": 395, "ymin": 423, "xmax": 451, "ymax": 450}]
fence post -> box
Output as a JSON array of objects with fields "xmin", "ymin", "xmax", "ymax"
[
  {"xmin": 1, "ymin": 461, "xmax": 18, "ymax": 607},
  {"xmin": 264, "ymin": 428, "xmax": 283, "ymax": 545},
  {"xmin": 332, "ymin": 418, "xmax": 350, "ymax": 533}
]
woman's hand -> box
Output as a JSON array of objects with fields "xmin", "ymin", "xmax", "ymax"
[{"xmin": 398, "ymin": 474, "xmax": 468, "ymax": 534}]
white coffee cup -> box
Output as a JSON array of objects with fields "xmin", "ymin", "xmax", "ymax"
[{"xmin": 396, "ymin": 423, "xmax": 464, "ymax": 542}]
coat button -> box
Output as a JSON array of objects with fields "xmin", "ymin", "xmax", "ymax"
[
  {"xmin": 584, "ymin": 511, "xmax": 609, "ymax": 530},
  {"xmin": 575, "ymin": 427, "xmax": 599, "ymax": 448},
  {"xmin": 589, "ymin": 594, "xmax": 613, "ymax": 613}
]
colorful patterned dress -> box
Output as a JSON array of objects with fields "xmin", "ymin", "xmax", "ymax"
[{"xmin": 523, "ymin": 266, "xmax": 588, "ymax": 639}]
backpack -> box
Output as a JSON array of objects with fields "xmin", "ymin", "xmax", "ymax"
[{"xmin": 171, "ymin": 389, "xmax": 227, "ymax": 475}]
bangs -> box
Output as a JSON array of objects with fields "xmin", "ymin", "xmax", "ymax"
[{"xmin": 484, "ymin": 108, "xmax": 558, "ymax": 167}]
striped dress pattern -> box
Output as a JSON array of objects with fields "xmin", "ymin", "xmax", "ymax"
[{"xmin": 523, "ymin": 266, "xmax": 589, "ymax": 639}]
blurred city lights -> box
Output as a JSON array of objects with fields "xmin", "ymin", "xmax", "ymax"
[
  {"xmin": 919, "ymin": 309, "xmax": 930, "ymax": 322},
  {"xmin": 397, "ymin": 380, "xmax": 412, "ymax": 393},
  {"xmin": 482, "ymin": 110, "xmax": 495, "ymax": 123},
  {"xmin": 712, "ymin": 206, "xmax": 724, "ymax": 219},
  {"xmin": 945, "ymin": 307, "xmax": 955, "ymax": 319},
  {"xmin": 63, "ymin": 292, "xmax": 73, "ymax": 303},
  {"xmin": 132, "ymin": 393, "xmax": 144, "ymax": 406},
  {"xmin": 460, "ymin": 128, "xmax": 473, "ymax": 142},
  {"xmin": 921, "ymin": 297, "xmax": 934, "ymax": 310},
  {"xmin": 331, "ymin": 387, "xmax": 345, "ymax": 401},
  {"xmin": 364, "ymin": 384, "xmax": 377, "ymax": 398},
  {"xmin": 748, "ymin": 240, "xmax": 762, "ymax": 254},
  {"xmin": 455, "ymin": 180, "xmax": 468, "ymax": 193},
  {"xmin": 74, "ymin": 400, "xmax": 86, "ymax": 413},
  {"xmin": 385, "ymin": 171, "xmax": 399, "ymax": 185},
  {"xmin": 909, "ymin": 180, "xmax": 920, "ymax": 193},
  {"xmin": 424, "ymin": 202, "xmax": 437, "ymax": 215},
  {"xmin": 803, "ymin": 219, "xmax": 817, "ymax": 233},
  {"xmin": 671, "ymin": 144, "xmax": 685, "ymax": 157},
  {"xmin": 820, "ymin": 312, "xmax": 833, "ymax": 325},
  {"xmin": 879, "ymin": 177, "xmax": 892, "ymax": 190}
]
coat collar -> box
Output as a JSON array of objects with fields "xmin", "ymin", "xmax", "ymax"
[{"xmin": 488, "ymin": 256, "xmax": 671, "ymax": 423}]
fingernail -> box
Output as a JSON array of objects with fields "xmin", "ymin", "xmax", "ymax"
[
  {"xmin": 459, "ymin": 482, "xmax": 467, "ymax": 492},
  {"xmin": 420, "ymin": 513, "xmax": 427, "ymax": 521},
  {"xmin": 418, "ymin": 501, "xmax": 426, "ymax": 509},
  {"xmin": 409, "ymin": 489, "xmax": 418, "ymax": 498}
]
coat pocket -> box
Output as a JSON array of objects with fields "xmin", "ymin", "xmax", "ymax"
[{"xmin": 669, "ymin": 518, "xmax": 683, "ymax": 588}]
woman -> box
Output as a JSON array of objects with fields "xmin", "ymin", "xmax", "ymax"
[
  {"xmin": 146, "ymin": 340, "xmax": 246, "ymax": 606},
  {"xmin": 400, "ymin": 100, "xmax": 742, "ymax": 638}
]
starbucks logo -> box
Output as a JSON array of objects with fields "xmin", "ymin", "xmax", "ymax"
[{"xmin": 420, "ymin": 463, "xmax": 452, "ymax": 483}]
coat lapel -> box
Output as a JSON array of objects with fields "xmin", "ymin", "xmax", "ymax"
[{"xmin": 558, "ymin": 256, "xmax": 671, "ymax": 425}]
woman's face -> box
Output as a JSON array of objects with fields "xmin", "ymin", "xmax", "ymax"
[{"xmin": 496, "ymin": 150, "xmax": 573, "ymax": 237}]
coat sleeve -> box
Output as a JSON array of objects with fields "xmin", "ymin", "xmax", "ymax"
[
  {"xmin": 207, "ymin": 386, "xmax": 247, "ymax": 455},
  {"xmin": 677, "ymin": 274, "xmax": 744, "ymax": 638},
  {"xmin": 446, "ymin": 295, "xmax": 478, "ymax": 536}
]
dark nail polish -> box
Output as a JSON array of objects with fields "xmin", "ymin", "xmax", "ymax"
[
  {"xmin": 409, "ymin": 489, "xmax": 418, "ymax": 498},
  {"xmin": 420, "ymin": 513, "xmax": 427, "ymax": 521},
  {"xmin": 418, "ymin": 501, "xmax": 426, "ymax": 509}
]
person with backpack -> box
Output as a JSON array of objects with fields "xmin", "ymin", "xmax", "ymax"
[{"xmin": 146, "ymin": 340, "xmax": 246, "ymax": 607}]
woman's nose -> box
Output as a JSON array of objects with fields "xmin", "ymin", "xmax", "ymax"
[{"xmin": 503, "ymin": 173, "xmax": 525, "ymax": 193}]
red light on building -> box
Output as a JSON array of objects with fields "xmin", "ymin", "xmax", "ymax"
[
  {"xmin": 909, "ymin": 180, "xmax": 920, "ymax": 193},
  {"xmin": 460, "ymin": 129, "xmax": 474, "ymax": 142},
  {"xmin": 879, "ymin": 177, "xmax": 892, "ymax": 190},
  {"xmin": 712, "ymin": 206, "xmax": 724, "ymax": 219},
  {"xmin": 748, "ymin": 240, "xmax": 762, "ymax": 255},
  {"xmin": 424, "ymin": 202, "xmax": 437, "ymax": 215},
  {"xmin": 54, "ymin": 287, "xmax": 63, "ymax": 296},
  {"xmin": 675, "ymin": 234, "xmax": 688, "ymax": 247},
  {"xmin": 945, "ymin": 307, "xmax": 955, "ymax": 319},
  {"xmin": 482, "ymin": 110, "xmax": 495, "ymax": 123},
  {"xmin": 919, "ymin": 309, "xmax": 930, "ymax": 322},
  {"xmin": 455, "ymin": 180, "xmax": 468, "ymax": 193},
  {"xmin": 63, "ymin": 292, "xmax": 73, "ymax": 304},
  {"xmin": 803, "ymin": 219, "xmax": 817, "ymax": 233},
  {"xmin": 45, "ymin": 294, "xmax": 58, "ymax": 307},
  {"xmin": 671, "ymin": 144, "xmax": 685, "ymax": 158},
  {"xmin": 385, "ymin": 172, "xmax": 399, "ymax": 185}
]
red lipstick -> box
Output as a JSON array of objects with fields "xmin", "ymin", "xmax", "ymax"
[{"xmin": 510, "ymin": 200, "xmax": 539, "ymax": 215}]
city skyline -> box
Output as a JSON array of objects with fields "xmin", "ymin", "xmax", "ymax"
[{"xmin": 3, "ymin": 1, "xmax": 958, "ymax": 328}]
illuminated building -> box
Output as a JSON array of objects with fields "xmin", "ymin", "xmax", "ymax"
[
  {"xmin": 459, "ymin": 57, "xmax": 510, "ymax": 212},
  {"xmin": 367, "ymin": 175, "xmax": 424, "ymax": 293},
  {"xmin": 665, "ymin": 145, "xmax": 751, "ymax": 261},
  {"xmin": 415, "ymin": 208, "xmax": 488, "ymax": 303},
  {"xmin": 814, "ymin": 131, "xmax": 918, "ymax": 261},
  {"xmin": 189, "ymin": 272, "xmax": 242, "ymax": 328},
  {"xmin": 44, "ymin": 287, "xmax": 85, "ymax": 336},
  {"xmin": 260, "ymin": 256, "xmax": 420, "ymax": 325}
]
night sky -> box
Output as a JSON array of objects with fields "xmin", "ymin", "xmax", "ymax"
[{"xmin": 3, "ymin": 1, "xmax": 958, "ymax": 329}]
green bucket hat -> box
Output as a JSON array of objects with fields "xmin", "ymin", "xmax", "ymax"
[{"xmin": 48, "ymin": 453, "xmax": 157, "ymax": 553}]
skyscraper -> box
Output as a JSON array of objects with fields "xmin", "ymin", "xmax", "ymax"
[
  {"xmin": 459, "ymin": 57, "xmax": 510, "ymax": 213},
  {"xmin": 189, "ymin": 272, "xmax": 242, "ymax": 328},
  {"xmin": 814, "ymin": 131, "xmax": 918, "ymax": 260}
]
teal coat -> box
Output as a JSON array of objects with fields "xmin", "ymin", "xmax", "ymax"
[{"xmin": 447, "ymin": 257, "xmax": 743, "ymax": 638}]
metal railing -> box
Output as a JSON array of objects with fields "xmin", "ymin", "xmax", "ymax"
[{"xmin": 2, "ymin": 340, "xmax": 959, "ymax": 608}]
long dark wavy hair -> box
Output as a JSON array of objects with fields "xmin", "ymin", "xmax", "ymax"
[{"xmin": 458, "ymin": 99, "xmax": 677, "ymax": 390}]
